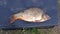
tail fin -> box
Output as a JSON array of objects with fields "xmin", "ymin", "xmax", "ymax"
[{"xmin": 10, "ymin": 16, "xmax": 16, "ymax": 24}]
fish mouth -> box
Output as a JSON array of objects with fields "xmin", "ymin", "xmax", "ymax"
[{"xmin": 10, "ymin": 8, "xmax": 51, "ymax": 24}]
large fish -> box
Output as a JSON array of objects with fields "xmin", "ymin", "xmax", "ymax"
[{"xmin": 10, "ymin": 8, "xmax": 51, "ymax": 23}]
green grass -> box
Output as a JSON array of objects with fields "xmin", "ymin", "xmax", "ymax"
[{"xmin": 0, "ymin": 28, "xmax": 52, "ymax": 34}]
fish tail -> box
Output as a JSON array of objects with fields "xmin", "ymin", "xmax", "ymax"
[{"xmin": 10, "ymin": 16, "xmax": 16, "ymax": 24}]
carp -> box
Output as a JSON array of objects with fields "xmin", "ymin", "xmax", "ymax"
[{"xmin": 10, "ymin": 8, "xmax": 51, "ymax": 23}]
